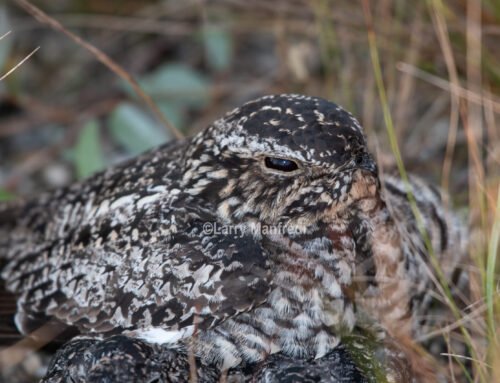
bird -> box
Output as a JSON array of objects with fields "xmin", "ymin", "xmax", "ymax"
[
  {"xmin": 0, "ymin": 94, "xmax": 466, "ymax": 378},
  {"xmin": 40, "ymin": 334, "xmax": 369, "ymax": 383}
]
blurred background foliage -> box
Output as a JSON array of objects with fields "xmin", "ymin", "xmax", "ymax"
[
  {"xmin": 0, "ymin": 0, "xmax": 498, "ymax": 203},
  {"xmin": 0, "ymin": 1, "xmax": 499, "ymax": 381}
]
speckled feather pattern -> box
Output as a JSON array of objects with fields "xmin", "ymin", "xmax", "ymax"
[
  {"xmin": 0, "ymin": 94, "xmax": 466, "ymax": 377},
  {"xmin": 41, "ymin": 335, "xmax": 368, "ymax": 383}
]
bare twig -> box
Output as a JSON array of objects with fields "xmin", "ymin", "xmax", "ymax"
[{"xmin": 13, "ymin": 0, "xmax": 183, "ymax": 140}]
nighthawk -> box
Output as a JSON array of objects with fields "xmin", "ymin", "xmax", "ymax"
[{"xmin": 0, "ymin": 94, "xmax": 466, "ymax": 380}]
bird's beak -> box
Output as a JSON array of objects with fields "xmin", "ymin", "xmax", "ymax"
[{"xmin": 357, "ymin": 153, "xmax": 378, "ymax": 176}]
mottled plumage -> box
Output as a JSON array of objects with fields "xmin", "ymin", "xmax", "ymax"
[
  {"xmin": 41, "ymin": 335, "xmax": 368, "ymax": 383},
  {"xmin": 0, "ymin": 94, "xmax": 466, "ymax": 377}
]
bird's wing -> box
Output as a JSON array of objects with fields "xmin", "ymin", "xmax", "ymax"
[
  {"xmin": 1, "ymin": 139, "xmax": 271, "ymax": 338},
  {"xmin": 3, "ymin": 192, "xmax": 272, "ymax": 337}
]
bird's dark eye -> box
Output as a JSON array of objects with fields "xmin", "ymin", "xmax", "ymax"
[
  {"xmin": 355, "ymin": 155, "xmax": 364, "ymax": 165},
  {"xmin": 264, "ymin": 157, "xmax": 299, "ymax": 172}
]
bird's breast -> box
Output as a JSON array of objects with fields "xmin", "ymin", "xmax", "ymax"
[{"xmin": 190, "ymin": 250, "xmax": 355, "ymax": 369}]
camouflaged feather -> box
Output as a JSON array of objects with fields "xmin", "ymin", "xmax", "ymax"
[{"xmin": 0, "ymin": 94, "xmax": 466, "ymax": 370}]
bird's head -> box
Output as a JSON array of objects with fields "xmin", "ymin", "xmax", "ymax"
[{"xmin": 183, "ymin": 94, "xmax": 380, "ymax": 238}]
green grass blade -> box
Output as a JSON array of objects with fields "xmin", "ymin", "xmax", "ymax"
[{"xmin": 487, "ymin": 187, "xmax": 500, "ymax": 341}]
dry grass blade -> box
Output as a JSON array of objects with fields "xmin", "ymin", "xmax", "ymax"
[
  {"xmin": 394, "ymin": 10, "xmax": 421, "ymax": 139},
  {"xmin": 26, "ymin": 14, "xmax": 194, "ymax": 36},
  {"xmin": 426, "ymin": 0, "xmax": 461, "ymax": 202},
  {"xmin": 486, "ymin": 187, "xmax": 500, "ymax": 337},
  {"xmin": 0, "ymin": 31, "xmax": 12, "ymax": 40},
  {"xmin": 417, "ymin": 301, "xmax": 486, "ymax": 343},
  {"xmin": 0, "ymin": 46, "xmax": 39, "ymax": 81},
  {"xmin": 440, "ymin": 353, "xmax": 492, "ymax": 369},
  {"xmin": 0, "ymin": 323, "xmax": 67, "ymax": 370},
  {"xmin": 396, "ymin": 62, "xmax": 500, "ymax": 114},
  {"xmin": 465, "ymin": 0, "xmax": 484, "ymax": 214},
  {"xmin": 13, "ymin": 0, "xmax": 183, "ymax": 140},
  {"xmin": 362, "ymin": 1, "xmax": 485, "ymax": 381}
]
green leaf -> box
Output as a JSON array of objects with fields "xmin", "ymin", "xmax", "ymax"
[
  {"xmin": 203, "ymin": 27, "xmax": 232, "ymax": 72},
  {"xmin": 109, "ymin": 102, "xmax": 170, "ymax": 155},
  {"xmin": 137, "ymin": 64, "xmax": 211, "ymax": 108},
  {"xmin": 0, "ymin": 189, "xmax": 15, "ymax": 201},
  {"xmin": 157, "ymin": 102, "xmax": 185, "ymax": 132},
  {"xmin": 74, "ymin": 119, "xmax": 105, "ymax": 179}
]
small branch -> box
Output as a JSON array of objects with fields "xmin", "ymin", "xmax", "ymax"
[{"xmin": 14, "ymin": 0, "xmax": 183, "ymax": 140}]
